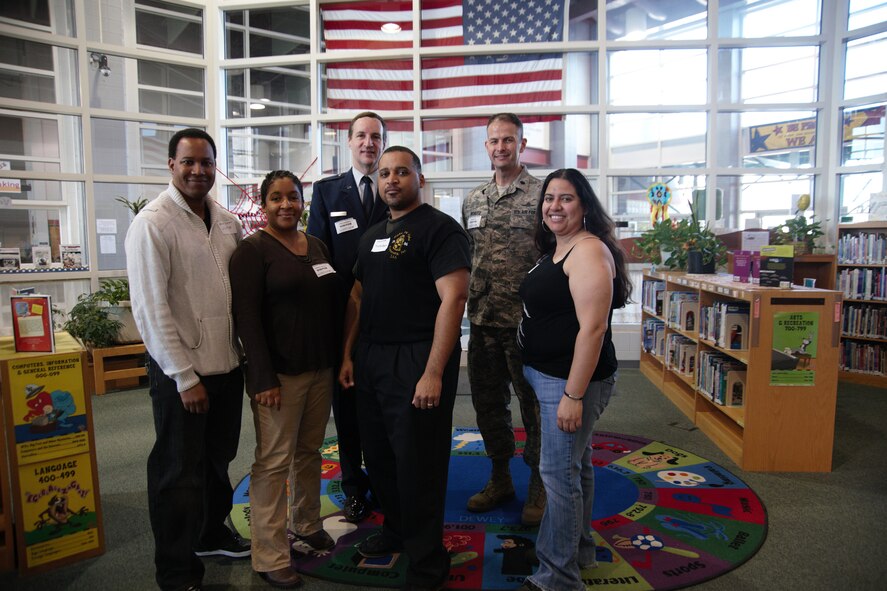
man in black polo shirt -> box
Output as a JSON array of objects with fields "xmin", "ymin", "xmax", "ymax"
[{"xmin": 339, "ymin": 146, "xmax": 470, "ymax": 591}]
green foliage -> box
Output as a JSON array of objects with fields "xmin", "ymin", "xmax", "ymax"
[
  {"xmin": 96, "ymin": 278, "xmax": 130, "ymax": 305},
  {"xmin": 63, "ymin": 293, "xmax": 122, "ymax": 349},
  {"xmin": 633, "ymin": 220, "xmax": 683, "ymax": 267},
  {"xmin": 634, "ymin": 217, "xmax": 727, "ymax": 269},
  {"xmin": 115, "ymin": 195, "xmax": 149, "ymax": 216},
  {"xmin": 635, "ymin": 189, "xmax": 726, "ymax": 269},
  {"xmin": 63, "ymin": 278, "xmax": 131, "ymax": 348},
  {"xmin": 770, "ymin": 215, "xmax": 824, "ymax": 251}
]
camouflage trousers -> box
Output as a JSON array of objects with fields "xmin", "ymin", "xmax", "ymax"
[{"xmin": 467, "ymin": 323, "xmax": 540, "ymax": 471}]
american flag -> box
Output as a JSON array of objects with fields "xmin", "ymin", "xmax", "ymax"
[{"xmin": 322, "ymin": 0, "xmax": 565, "ymax": 114}]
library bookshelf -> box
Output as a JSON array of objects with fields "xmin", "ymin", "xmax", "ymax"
[
  {"xmin": 640, "ymin": 270, "xmax": 841, "ymax": 472},
  {"xmin": 836, "ymin": 222, "xmax": 887, "ymax": 388}
]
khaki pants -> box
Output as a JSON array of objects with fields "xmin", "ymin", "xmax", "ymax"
[{"xmin": 249, "ymin": 368, "xmax": 333, "ymax": 572}]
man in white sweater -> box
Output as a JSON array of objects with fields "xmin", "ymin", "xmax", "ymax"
[{"xmin": 125, "ymin": 128, "xmax": 248, "ymax": 591}]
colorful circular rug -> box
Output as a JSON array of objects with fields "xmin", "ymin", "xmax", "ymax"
[{"xmin": 230, "ymin": 428, "xmax": 767, "ymax": 590}]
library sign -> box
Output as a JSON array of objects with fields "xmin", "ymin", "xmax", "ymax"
[
  {"xmin": 770, "ymin": 312, "xmax": 819, "ymax": 386},
  {"xmin": 0, "ymin": 334, "xmax": 104, "ymax": 573}
]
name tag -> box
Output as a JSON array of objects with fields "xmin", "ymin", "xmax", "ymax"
[
  {"xmin": 312, "ymin": 263, "xmax": 336, "ymax": 277},
  {"xmin": 467, "ymin": 214, "xmax": 482, "ymax": 229},
  {"xmin": 330, "ymin": 211, "xmax": 348, "ymax": 218},
  {"xmin": 217, "ymin": 220, "xmax": 237, "ymax": 234},
  {"xmin": 335, "ymin": 218, "xmax": 358, "ymax": 234},
  {"xmin": 371, "ymin": 238, "xmax": 390, "ymax": 252}
]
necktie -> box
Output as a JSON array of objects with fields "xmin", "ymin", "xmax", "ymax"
[{"xmin": 361, "ymin": 176, "xmax": 374, "ymax": 218}]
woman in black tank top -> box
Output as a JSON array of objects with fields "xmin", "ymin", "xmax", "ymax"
[{"xmin": 516, "ymin": 169, "xmax": 632, "ymax": 591}]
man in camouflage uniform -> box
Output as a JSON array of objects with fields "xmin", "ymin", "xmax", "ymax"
[{"xmin": 462, "ymin": 113, "xmax": 544, "ymax": 526}]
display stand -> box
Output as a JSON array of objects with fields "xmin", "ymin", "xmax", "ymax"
[
  {"xmin": 640, "ymin": 271, "xmax": 841, "ymax": 472},
  {"xmin": 0, "ymin": 332, "xmax": 105, "ymax": 574}
]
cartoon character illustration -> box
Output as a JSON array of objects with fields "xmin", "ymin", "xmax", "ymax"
[
  {"xmin": 35, "ymin": 493, "xmax": 88, "ymax": 532},
  {"xmin": 628, "ymin": 451, "xmax": 680, "ymax": 470},
  {"xmin": 49, "ymin": 390, "xmax": 77, "ymax": 428},
  {"xmin": 786, "ymin": 335, "xmax": 814, "ymax": 368},
  {"xmin": 22, "ymin": 383, "xmax": 53, "ymax": 423},
  {"xmin": 494, "ymin": 534, "xmax": 536, "ymax": 576}
]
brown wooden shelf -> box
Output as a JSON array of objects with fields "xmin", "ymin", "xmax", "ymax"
[
  {"xmin": 841, "ymin": 334, "xmax": 887, "ymax": 344},
  {"xmin": 640, "ymin": 269, "xmax": 841, "ymax": 472},
  {"xmin": 839, "ymin": 370, "xmax": 887, "ymax": 387},
  {"xmin": 836, "ymin": 223, "xmax": 887, "ymax": 389}
]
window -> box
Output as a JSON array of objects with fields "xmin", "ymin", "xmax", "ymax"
[
  {"xmin": 0, "ymin": 36, "xmax": 79, "ymax": 106},
  {"xmin": 224, "ymin": 6, "xmax": 310, "ymax": 59},
  {"xmin": 135, "ymin": 0, "xmax": 203, "ymax": 55}
]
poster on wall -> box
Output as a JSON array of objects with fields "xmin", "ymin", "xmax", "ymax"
[
  {"xmin": 770, "ymin": 312, "xmax": 819, "ymax": 386},
  {"xmin": 7, "ymin": 353, "xmax": 90, "ymax": 464},
  {"xmin": 17, "ymin": 451, "xmax": 101, "ymax": 568}
]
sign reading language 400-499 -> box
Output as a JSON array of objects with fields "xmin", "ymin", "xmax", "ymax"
[
  {"xmin": 18, "ymin": 452, "xmax": 100, "ymax": 568},
  {"xmin": 8, "ymin": 354, "xmax": 90, "ymax": 464}
]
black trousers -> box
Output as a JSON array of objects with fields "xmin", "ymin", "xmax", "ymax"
[
  {"xmin": 146, "ymin": 357, "xmax": 244, "ymax": 590},
  {"xmin": 356, "ymin": 340, "xmax": 459, "ymax": 588},
  {"xmin": 332, "ymin": 383, "xmax": 372, "ymax": 499}
]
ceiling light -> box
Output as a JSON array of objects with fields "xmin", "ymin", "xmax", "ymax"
[
  {"xmin": 381, "ymin": 23, "xmax": 401, "ymax": 34},
  {"xmin": 249, "ymin": 103, "xmax": 266, "ymax": 111}
]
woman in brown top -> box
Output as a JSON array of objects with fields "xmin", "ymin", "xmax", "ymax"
[{"xmin": 230, "ymin": 170, "xmax": 345, "ymax": 589}]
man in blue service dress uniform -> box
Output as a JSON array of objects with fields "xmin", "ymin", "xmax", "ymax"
[{"xmin": 307, "ymin": 111, "xmax": 389, "ymax": 522}]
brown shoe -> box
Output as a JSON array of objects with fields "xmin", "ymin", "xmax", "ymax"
[
  {"xmin": 467, "ymin": 476, "xmax": 515, "ymax": 512},
  {"xmin": 258, "ymin": 567, "xmax": 303, "ymax": 589},
  {"xmin": 521, "ymin": 471, "xmax": 546, "ymax": 527}
]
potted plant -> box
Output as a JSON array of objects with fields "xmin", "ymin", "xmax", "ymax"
[
  {"xmin": 95, "ymin": 278, "xmax": 141, "ymax": 344},
  {"xmin": 115, "ymin": 195, "xmax": 149, "ymax": 217},
  {"xmin": 63, "ymin": 279, "xmax": 141, "ymax": 348},
  {"xmin": 634, "ymin": 220, "xmax": 684, "ymax": 269},
  {"xmin": 63, "ymin": 293, "xmax": 123, "ymax": 349},
  {"xmin": 769, "ymin": 215, "xmax": 824, "ymax": 255}
]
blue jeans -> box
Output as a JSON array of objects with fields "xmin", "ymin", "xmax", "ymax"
[{"xmin": 523, "ymin": 366, "xmax": 616, "ymax": 591}]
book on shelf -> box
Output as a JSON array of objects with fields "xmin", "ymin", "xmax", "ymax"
[
  {"xmin": 61, "ymin": 244, "xmax": 83, "ymax": 268},
  {"xmin": 697, "ymin": 350, "xmax": 744, "ymax": 404},
  {"xmin": 10, "ymin": 293, "xmax": 55, "ymax": 353},
  {"xmin": 32, "ymin": 244, "xmax": 52, "ymax": 268},
  {"xmin": 838, "ymin": 268, "xmax": 885, "ymax": 300},
  {"xmin": 1, "ymin": 247, "xmax": 22, "ymax": 270},
  {"xmin": 678, "ymin": 343, "xmax": 696, "ymax": 376},
  {"xmin": 732, "ymin": 250, "xmax": 752, "ymax": 283},
  {"xmin": 642, "ymin": 318, "xmax": 665, "ymax": 353},
  {"xmin": 720, "ymin": 307, "xmax": 750, "ymax": 350},
  {"xmin": 642, "ymin": 279, "xmax": 665, "ymax": 316},
  {"xmin": 666, "ymin": 334, "xmax": 694, "ymax": 371},
  {"xmin": 667, "ymin": 291, "xmax": 698, "ymax": 327},
  {"xmin": 679, "ymin": 300, "xmax": 699, "ymax": 332},
  {"xmin": 842, "ymin": 304, "xmax": 887, "ymax": 339},
  {"xmin": 759, "ymin": 245, "xmax": 794, "ymax": 288},
  {"xmin": 838, "ymin": 231, "xmax": 887, "ymax": 264},
  {"xmin": 725, "ymin": 370, "xmax": 747, "ymax": 407},
  {"xmin": 750, "ymin": 252, "xmax": 761, "ymax": 284}
]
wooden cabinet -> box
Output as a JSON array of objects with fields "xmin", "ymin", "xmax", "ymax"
[
  {"xmin": 836, "ymin": 222, "xmax": 887, "ymax": 387},
  {"xmin": 640, "ymin": 271, "xmax": 841, "ymax": 472}
]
